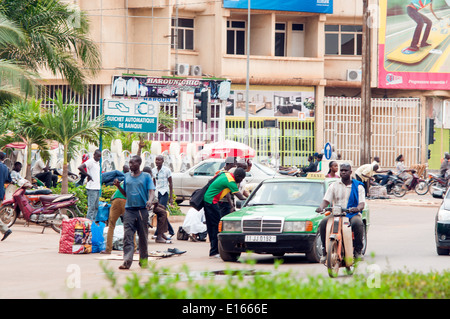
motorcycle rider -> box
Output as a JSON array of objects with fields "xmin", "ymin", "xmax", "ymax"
[{"xmin": 315, "ymin": 163, "xmax": 366, "ymax": 263}]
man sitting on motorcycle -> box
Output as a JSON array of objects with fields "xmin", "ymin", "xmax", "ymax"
[{"xmin": 315, "ymin": 163, "xmax": 366, "ymax": 263}]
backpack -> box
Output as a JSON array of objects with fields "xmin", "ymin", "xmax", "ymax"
[{"xmin": 189, "ymin": 172, "xmax": 222, "ymax": 211}]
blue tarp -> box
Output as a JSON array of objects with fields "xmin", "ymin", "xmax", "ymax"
[{"xmin": 223, "ymin": 0, "xmax": 333, "ymax": 14}]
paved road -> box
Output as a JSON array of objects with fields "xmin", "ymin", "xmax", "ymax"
[{"xmin": 0, "ymin": 192, "xmax": 448, "ymax": 299}]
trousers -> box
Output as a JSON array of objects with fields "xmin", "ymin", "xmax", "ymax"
[
  {"xmin": 204, "ymin": 202, "xmax": 221, "ymax": 256},
  {"xmin": 105, "ymin": 198, "xmax": 126, "ymax": 253},
  {"xmin": 407, "ymin": 6, "xmax": 432, "ymax": 47},
  {"xmin": 86, "ymin": 189, "xmax": 100, "ymax": 221},
  {"xmin": 319, "ymin": 214, "xmax": 364, "ymax": 254},
  {"xmin": 122, "ymin": 208, "xmax": 149, "ymax": 267}
]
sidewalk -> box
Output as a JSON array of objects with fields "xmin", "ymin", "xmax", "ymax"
[{"xmin": 367, "ymin": 190, "xmax": 442, "ymax": 207}]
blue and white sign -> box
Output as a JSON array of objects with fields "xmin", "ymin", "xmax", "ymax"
[
  {"xmin": 324, "ymin": 142, "xmax": 332, "ymax": 160},
  {"xmin": 104, "ymin": 99, "xmax": 159, "ymax": 133},
  {"xmin": 223, "ymin": 0, "xmax": 333, "ymax": 14}
]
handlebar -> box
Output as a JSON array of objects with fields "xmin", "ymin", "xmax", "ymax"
[{"xmin": 316, "ymin": 206, "xmax": 358, "ymax": 216}]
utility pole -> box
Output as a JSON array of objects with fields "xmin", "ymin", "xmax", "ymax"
[{"xmin": 360, "ymin": 0, "xmax": 371, "ymax": 165}]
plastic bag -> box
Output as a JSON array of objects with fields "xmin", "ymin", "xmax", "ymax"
[{"xmin": 91, "ymin": 221, "xmax": 106, "ymax": 253}]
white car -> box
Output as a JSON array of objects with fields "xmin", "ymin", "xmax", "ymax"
[{"xmin": 172, "ymin": 158, "xmax": 286, "ymax": 204}]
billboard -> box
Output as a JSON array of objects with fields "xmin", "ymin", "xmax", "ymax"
[
  {"xmin": 378, "ymin": 0, "xmax": 450, "ymax": 90},
  {"xmin": 226, "ymin": 85, "xmax": 315, "ymax": 119},
  {"xmin": 223, "ymin": 0, "xmax": 333, "ymax": 14}
]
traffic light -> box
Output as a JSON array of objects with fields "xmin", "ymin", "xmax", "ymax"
[
  {"xmin": 427, "ymin": 118, "xmax": 436, "ymax": 145},
  {"xmin": 428, "ymin": 149, "xmax": 431, "ymax": 160},
  {"xmin": 195, "ymin": 90, "xmax": 208, "ymax": 123}
]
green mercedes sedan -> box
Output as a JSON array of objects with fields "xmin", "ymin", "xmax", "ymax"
[{"xmin": 218, "ymin": 175, "xmax": 370, "ymax": 262}]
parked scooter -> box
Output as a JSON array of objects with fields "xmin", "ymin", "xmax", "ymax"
[
  {"xmin": 278, "ymin": 166, "xmax": 302, "ymax": 177},
  {"xmin": 318, "ymin": 206, "xmax": 359, "ymax": 278},
  {"xmin": 0, "ymin": 187, "xmax": 82, "ymax": 233},
  {"xmin": 373, "ymin": 170, "xmax": 403, "ymax": 195},
  {"xmin": 427, "ymin": 173, "xmax": 448, "ymax": 193}
]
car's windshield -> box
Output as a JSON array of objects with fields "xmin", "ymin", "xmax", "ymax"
[
  {"xmin": 253, "ymin": 163, "xmax": 277, "ymax": 176},
  {"xmin": 246, "ymin": 181, "xmax": 325, "ymax": 207},
  {"xmin": 193, "ymin": 161, "xmax": 224, "ymax": 176}
]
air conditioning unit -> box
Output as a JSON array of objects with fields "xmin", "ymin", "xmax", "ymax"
[
  {"xmin": 176, "ymin": 63, "xmax": 190, "ymax": 76},
  {"xmin": 347, "ymin": 69, "xmax": 362, "ymax": 81},
  {"xmin": 190, "ymin": 65, "xmax": 202, "ymax": 76}
]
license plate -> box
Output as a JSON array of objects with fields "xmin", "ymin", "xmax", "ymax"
[{"xmin": 245, "ymin": 235, "xmax": 277, "ymax": 243}]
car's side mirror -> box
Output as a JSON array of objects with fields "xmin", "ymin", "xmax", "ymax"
[
  {"xmin": 189, "ymin": 170, "xmax": 194, "ymax": 176},
  {"xmin": 432, "ymin": 190, "xmax": 444, "ymax": 199},
  {"xmin": 236, "ymin": 200, "xmax": 242, "ymax": 209}
]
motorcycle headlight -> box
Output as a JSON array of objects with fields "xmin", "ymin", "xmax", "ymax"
[
  {"xmin": 283, "ymin": 221, "xmax": 313, "ymax": 232},
  {"xmin": 221, "ymin": 220, "xmax": 242, "ymax": 232},
  {"xmin": 438, "ymin": 209, "xmax": 450, "ymax": 221}
]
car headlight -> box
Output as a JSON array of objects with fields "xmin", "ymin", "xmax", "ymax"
[
  {"xmin": 221, "ymin": 220, "xmax": 242, "ymax": 232},
  {"xmin": 438, "ymin": 209, "xmax": 450, "ymax": 221},
  {"xmin": 283, "ymin": 221, "xmax": 313, "ymax": 232}
]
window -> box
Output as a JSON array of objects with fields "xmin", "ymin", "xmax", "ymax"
[
  {"xmin": 275, "ymin": 23, "xmax": 286, "ymax": 57},
  {"xmin": 227, "ymin": 20, "xmax": 246, "ymax": 55},
  {"xmin": 171, "ymin": 18, "xmax": 194, "ymax": 50},
  {"xmin": 325, "ymin": 25, "xmax": 362, "ymax": 56}
]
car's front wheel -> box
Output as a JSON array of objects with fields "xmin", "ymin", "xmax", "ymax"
[
  {"xmin": 305, "ymin": 232, "xmax": 323, "ymax": 263},
  {"xmin": 218, "ymin": 240, "xmax": 241, "ymax": 262}
]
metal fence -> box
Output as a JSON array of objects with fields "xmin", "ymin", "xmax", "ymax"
[
  {"xmin": 324, "ymin": 96, "xmax": 421, "ymax": 167},
  {"xmin": 225, "ymin": 118, "xmax": 315, "ymax": 167}
]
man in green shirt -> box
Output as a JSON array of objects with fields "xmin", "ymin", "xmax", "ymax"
[{"xmin": 203, "ymin": 167, "xmax": 247, "ymax": 258}]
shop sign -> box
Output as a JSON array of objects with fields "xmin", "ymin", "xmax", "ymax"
[{"xmin": 103, "ymin": 99, "xmax": 159, "ymax": 133}]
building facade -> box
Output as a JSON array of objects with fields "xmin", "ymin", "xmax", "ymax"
[{"xmin": 41, "ymin": 0, "xmax": 450, "ymax": 168}]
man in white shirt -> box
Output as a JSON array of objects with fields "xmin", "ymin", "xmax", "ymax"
[
  {"xmin": 32, "ymin": 157, "xmax": 57, "ymax": 188},
  {"xmin": 78, "ymin": 149, "xmax": 102, "ymax": 221},
  {"xmin": 316, "ymin": 163, "xmax": 366, "ymax": 262},
  {"xmin": 152, "ymin": 155, "xmax": 174, "ymax": 237}
]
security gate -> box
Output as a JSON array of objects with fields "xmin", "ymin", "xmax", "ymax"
[
  {"xmin": 225, "ymin": 118, "xmax": 315, "ymax": 167},
  {"xmin": 324, "ymin": 97, "xmax": 421, "ymax": 167}
]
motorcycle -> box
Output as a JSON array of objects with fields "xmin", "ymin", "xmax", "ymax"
[
  {"xmin": 393, "ymin": 170, "xmax": 428, "ymax": 197},
  {"xmin": 427, "ymin": 173, "xmax": 448, "ymax": 193},
  {"xmin": 0, "ymin": 187, "xmax": 82, "ymax": 234},
  {"xmin": 319, "ymin": 206, "xmax": 359, "ymax": 278},
  {"xmin": 278, "ymin": 166, "xmax": 302, "ymax": 177},
  {"xmin": 373, "ymin": 171, "xmax": 403, "ymax": 195}
]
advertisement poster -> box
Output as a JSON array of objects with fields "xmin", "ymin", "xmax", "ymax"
[
  {"xmin": 111, "ymin": 75, "xmax": 227, "ymax": 102},
  {"xmin": 226, "ymin": 85, "xmax": 315, "ymax": 119},
  {"xmin": 378, "ymin": 0, "xmax": 450, "ymax": 89}
]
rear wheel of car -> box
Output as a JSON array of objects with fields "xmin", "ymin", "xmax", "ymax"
[
  {"xmin": 305, "ymin": 232, "xmax": 323, "ymax": 263},
  {"xmin": 218, "ymin": 240, "xmax": 241, "ymax": 262}
]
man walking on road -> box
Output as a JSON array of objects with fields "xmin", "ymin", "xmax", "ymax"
[
  {"xmin": 78, "ymin": 149, "xmax": 101, "ymax": 221},
  {"xmin": 0, "ymin": 152, "xmax": 12, "ymax": 241},
  {"xmin": 114, "ymin": 155, "xmax": 155, "ymax": 269}
]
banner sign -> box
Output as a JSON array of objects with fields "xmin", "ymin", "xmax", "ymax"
[
  {"xmin": 103, "ymin": 99, "xmax": 159, "ymax": 133},
  {"xmin": 223, "ymin": 0, "xmax": 333, "ymax": 13},
  {"xmin": 111, "ymin": 75, "xmax": 227, "ymax": 101},
  {"xmin": 378, "ymin": 0, "xmax": 450, "ymax": 90}
]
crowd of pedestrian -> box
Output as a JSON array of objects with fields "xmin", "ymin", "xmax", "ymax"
[{"xmin": 0, "ymin": 144, "xmax": 441, "ymax": 268}]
